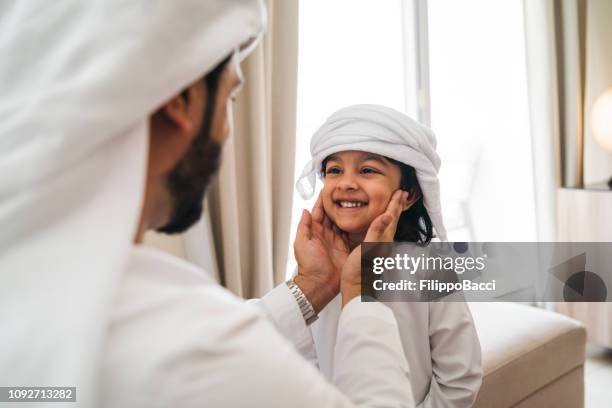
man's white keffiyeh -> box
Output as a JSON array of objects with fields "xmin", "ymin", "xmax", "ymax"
[
  {"xmin": 296, "ymin": 104, "xmax": 447, "ymax": 241},
  {"xmin": 0, "ymin": 1, "xmax": 265, "ymax": 405}
]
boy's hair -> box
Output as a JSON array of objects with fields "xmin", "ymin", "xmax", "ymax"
[
  {"xmin": 320, "ymin": 155, "xmax": 434, "ymax": 246},
  {"xmin": 389, "ymin": 158, "xmax": 434, "ymax": 246}
]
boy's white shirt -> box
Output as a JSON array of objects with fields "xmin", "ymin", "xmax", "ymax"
[{"xmin": 257, "ymin": 266, "xmax": 483, "ymax": 408}]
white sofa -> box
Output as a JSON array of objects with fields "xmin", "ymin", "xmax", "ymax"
[{"xmin": 471, "ymin": 302, "xmax": 586, "ymax": 407}]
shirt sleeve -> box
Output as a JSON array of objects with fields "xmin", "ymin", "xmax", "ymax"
[
  {"xmin": 121, "ymin": 290, "xmax": 417, "ymax": 408},
  {"xmin": 103, "ymin": 250, "xmax": 416, "ymax": 407},
  {"xmin": 222, "ymin": 297, "xmax": 415, "ymax": 407},
  {"xmin": 247, "ymin": 282, "xmax": 319, "ymax": 366},
  {"xmin": 333, "ymin": 298, "xmax": 415, "ymax": 407},
  {"xmin": 418, "ymin": 301, "xmax": 483, "ymax": 408}
]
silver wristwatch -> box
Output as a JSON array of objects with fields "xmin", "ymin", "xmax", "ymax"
[{"xmin": 286, "ymin": 279, "xmax": 319, "ymax": 326}]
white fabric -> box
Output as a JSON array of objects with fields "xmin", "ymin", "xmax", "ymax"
[
  {"xmin": 296, "ymin": 104, "xmax": 448, "ymax": 240},
  {"xmin": 101, "ymin": 245, "xmax": 415, "ymax": 407},
  {"xmin": 259, "ymin": 266, "xmax": 483, "ymax": 408},
  {"xmin": 311, "ymin": 296, "xmax": 483, "ymax": 408},
  {"xmin": 250, "ymin": 283, "xmax": 319, "ymax": 365},
  {"xmin": 0, "ymin": 1, "xmax": 264, "ymax": 405},
  {"xmin": 0, "ymin": 2, "xmax": 419, "ymax": 406}
]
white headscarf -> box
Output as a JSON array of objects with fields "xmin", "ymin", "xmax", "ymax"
[
  {"xmin": 296, "ymin": 104, "xmax": 447, "ymax": 241},
  {"xmin": 0, "ymin": 1, "xmax": 265, "ymax": 405}
]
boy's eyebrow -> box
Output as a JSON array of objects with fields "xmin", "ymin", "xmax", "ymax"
[
  {"xmin": 362, "ymin": 154, "xmax": 390, "ymax": 166},
  {"xmin": 326, "ymin": 154, "xmax": 341, "ymax": 163}
]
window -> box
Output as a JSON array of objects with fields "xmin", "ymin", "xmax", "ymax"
[
  {"xmin": 288, "ymin": 0, "xmax": 536, "ymax": 276},
  {"xmin": 428, "ymin": 0, "xmax": 536, "ymax": 242}
]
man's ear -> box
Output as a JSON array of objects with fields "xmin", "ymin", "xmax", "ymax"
[
  {"xmin": 402, "ymin": 190, "xmax": 421, "ymax": 212},
  {"xmin": 162, "ymin": 94, "xmax": 195, "ymax": 134}
]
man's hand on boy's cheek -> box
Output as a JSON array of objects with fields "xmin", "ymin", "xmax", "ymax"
[
  {"xmin": 293, "ymin": 194, "xmax": 345, "ymax": 313},
  {"xmin": 322, "ymin": 214, "xmax": 350, "ymax": 274},
  {"xmin": 371, "ymin": 189, "xmax": 407, "ymax": 242},
  {"xmin": 338, "ymin": 190, "xmax": 405, "ymax": 307}
]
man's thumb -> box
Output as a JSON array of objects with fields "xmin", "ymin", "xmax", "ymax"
[{"xmin": 364, "ymin": 213, "xmax": 392, "ymax": 242}]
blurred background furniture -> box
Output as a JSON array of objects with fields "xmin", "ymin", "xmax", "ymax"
[
  {"xmin": 471, "ymin": 302, "xmax": 586, "ymax": 407},
  {"xmin": 556, "ymin": 187, "xmax": 612, "ymax": 349}
]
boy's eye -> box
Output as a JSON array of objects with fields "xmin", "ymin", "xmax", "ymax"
[
  {"xmin": 325, "ymin": 167, "xmax": 341, "ymax": 175},
  {"xmin": 361, "ymin": 167, "xmax": 379, "ymax": 174}
]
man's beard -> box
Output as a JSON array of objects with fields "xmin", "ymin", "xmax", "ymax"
[{"xmin": 156, "ymin": 121, "xmax": 222, "ymax": 234}]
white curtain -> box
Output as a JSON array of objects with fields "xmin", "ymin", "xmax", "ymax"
[{"xmin": 522, "ymin": 0, "xmax": 563, "ymax": 242}]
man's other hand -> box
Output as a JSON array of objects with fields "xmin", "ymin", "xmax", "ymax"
[{"xmin": 293, "ymin": 193, "xmax": 349, "ymax": 313}]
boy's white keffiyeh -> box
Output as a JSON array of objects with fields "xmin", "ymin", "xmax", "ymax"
[{"xmin": 296, "ymin": 104, "xmax": 447, "ymax": 241}]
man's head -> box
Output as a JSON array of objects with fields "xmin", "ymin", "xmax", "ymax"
[{"xmin": 137, "ymin": 52, "xmax": 244, "ymax": 239}]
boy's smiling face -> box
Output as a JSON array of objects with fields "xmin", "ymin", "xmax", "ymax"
[{"xmin": 321, "ymin": 150, "xmax": 403, "ymax": 237}]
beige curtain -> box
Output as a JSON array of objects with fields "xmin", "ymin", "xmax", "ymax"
[
  {"xmin": 206, "ymin": 0, "xmax": 299, "ymax": 298},
  {"xmin": 542, "ymin": 0, "xmax": 612, "ymax": 187},
  {"xmin": 525, "ymin": 0, "xmax": 612, "ymax": 347},
  {"xmin": 553, "ymin": 0, "xmax": 588, "ymax": 188}
]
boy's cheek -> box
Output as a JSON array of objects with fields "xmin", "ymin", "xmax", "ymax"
[{"xmin": 321, "ymin": 198, "xmax": 336, "ymax": 221}]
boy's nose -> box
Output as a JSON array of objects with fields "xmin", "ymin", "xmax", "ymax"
[{"xmin": 336, "ymin": 173, "xmax": 359, "ymax": 191}]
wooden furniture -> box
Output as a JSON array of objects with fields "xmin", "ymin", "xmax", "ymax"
[{"xmin": 556, "ymin": 186, "xmax": 612, "ymax": 348}]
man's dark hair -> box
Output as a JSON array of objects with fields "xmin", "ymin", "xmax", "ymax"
[{"xmin": 200, "ymin": 54, "xmax": 232, "ymax": 137}]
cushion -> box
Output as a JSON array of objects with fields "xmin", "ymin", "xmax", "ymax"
[{"xmin": 470, "ymin": 302, "xmax": 586, "ymax": 407}]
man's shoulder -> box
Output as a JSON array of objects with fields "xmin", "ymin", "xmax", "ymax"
[
  {"xmin": 100, "ymin": 246, "xmax": 319, "ymax": 407},
  {"xmin": 113, "ymin": 244, "xmax": 248, "ymax": 321}
]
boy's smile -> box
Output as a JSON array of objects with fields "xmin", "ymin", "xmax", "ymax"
[{"xmin": 322, "ymin": 150, "xmax": 405, "ymax": 241}]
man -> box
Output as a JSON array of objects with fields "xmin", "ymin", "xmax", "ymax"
[{"xmin": 0, "ymin": 1, "xmax": 414, "ymax": 407}]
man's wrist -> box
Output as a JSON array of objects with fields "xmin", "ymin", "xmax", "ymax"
[
  {"xmin": 287, "ymin": 278, "xmax": 318, "ymax": 325},
  {"xmin": 293, "ymin": 274, "xmax": 335, "ymax": 314}
]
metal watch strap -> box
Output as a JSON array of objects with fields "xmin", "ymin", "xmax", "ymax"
[{"xmin": 286, "ymin": 279, "xmax": 319, "ymax": 326}]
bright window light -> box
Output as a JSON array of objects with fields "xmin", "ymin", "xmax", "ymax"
[
  {"xmin": 287, "ymin": 0, "xmax": 407, "ymax": 276},
  {"xmin": 288, "ymin": 0, "xmax": 537, "ymax": 276},
  {"xmin": 428, "ymin": 0, "xmax": 536, "ymax": 241}
]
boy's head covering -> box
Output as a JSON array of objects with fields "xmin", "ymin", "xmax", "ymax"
[
  {"xmin": 0, "ymin": 1, "xmax": 266, "ymax": 404},
  {"xmin": 296, "ymin": 104, "xmax": 447, "ymax": 241}
]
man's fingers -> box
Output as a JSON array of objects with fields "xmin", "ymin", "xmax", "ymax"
[
  {"xmin": 295, "ymin": 209, "xmax": 312, "ymax": 242},
  {"xmin": 342, "ymin": 231, "xmax": 350, "ymax": 247},
  {"xmin": 332, "ymin": 224, "xmax": 349, "ymax": 252},
  {"xmin": 379, "ymin": 189, "xmax": 406, "ymax": 239},
  {"xmin": 361, "ymin": 191, "xmax": 408, "ymax": 243},
  {"xmin": 386, "ymin": 190, "xmax": 406, "ymax": 220},
  {"xmin": 311, "ymin": 192, "xmax": 324, "ymax": 224},
  {"xmin": 321, "ymin": 214, "xmax": 333, "ymax": 243},
  {"xmin": 364, "ymin": 213, "xmax": 393, "ymax": 242},
  {"xmin": 322, "ymin": 214, "xmax": 332, "ymax": 230}
]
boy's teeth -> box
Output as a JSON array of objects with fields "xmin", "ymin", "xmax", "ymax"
[{"xmin": 339, "ymin": 201, "xmax": 364, "ymax": 208}]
